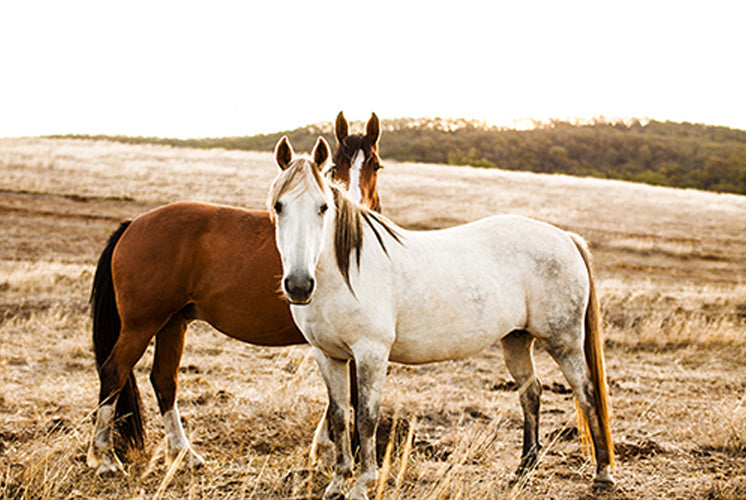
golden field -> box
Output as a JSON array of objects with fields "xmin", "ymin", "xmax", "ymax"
[{"xmin": 0, "ymin": 137, "xmax": 744, "ymax": 499}]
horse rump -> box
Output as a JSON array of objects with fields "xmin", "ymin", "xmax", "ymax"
[{"xmin": 90, "ymin": 220, "xmax": 145, "ymax": 452}]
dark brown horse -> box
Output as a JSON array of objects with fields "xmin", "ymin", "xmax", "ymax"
[{"xmin": 87, "ymin": 112, "xmax": 382, "ymax": 474}]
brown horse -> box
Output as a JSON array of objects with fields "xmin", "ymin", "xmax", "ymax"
[
  {"xmin": 328, "ymin": 111, "xmax": 383, "ymax": 212},
  {"xmin": 87, "ymin": 112, "xmax": 382, "ymax": 475}
]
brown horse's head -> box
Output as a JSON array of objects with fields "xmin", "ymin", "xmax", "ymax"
[{"xmin": 330, "ymin": 112, "xmax": 382, "ymax": 212}]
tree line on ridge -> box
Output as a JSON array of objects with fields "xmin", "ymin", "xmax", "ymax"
[{"xmin": 52, "ymin": 117, "xmax": 746, "ymax": 195}]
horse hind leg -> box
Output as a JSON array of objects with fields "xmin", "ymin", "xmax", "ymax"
[
  {"xmin": 501, "ymin": 330, "xmax": 543, "ymax": 478},
  {"xmin": 150, "ymin": 313, "xmax": 205, "ymax": 469},
  {"xmin": 88, "ymin": 402, "xmax": 124, "ymax": 475},
  {"xmin": 88, "ymin": 326, "xmax": 152, "ymax": 474},
  {"xmin": 544, "ymin": 334, "xmax": 614, "ymax": 486}
]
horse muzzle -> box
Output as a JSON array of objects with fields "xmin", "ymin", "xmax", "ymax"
[{"xmin": 283, "ymin": 274, "xmax": 315, "ymax": 305}]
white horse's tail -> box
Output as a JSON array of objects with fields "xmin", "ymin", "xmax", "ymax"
[{"xmin": 570, "ymin": 234, "xmax": 615, "ymax": 468}]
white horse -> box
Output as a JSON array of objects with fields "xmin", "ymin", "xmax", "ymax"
[{"xmin": 268, "ymin": 136, "xmax": 614, "ymax": 499}]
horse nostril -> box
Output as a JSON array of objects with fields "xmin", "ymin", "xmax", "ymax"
[{"xmin": 284, "ymin": 275, "xmax": 315, "ymax": 302}]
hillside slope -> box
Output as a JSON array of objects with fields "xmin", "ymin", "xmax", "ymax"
[
  {"xmin": 51, "ymin": 118, "xmax": 746, "ymax": 194},
  {"xmin": 2, "ymin": 137, "xmax": 744, "ymax": 285}
]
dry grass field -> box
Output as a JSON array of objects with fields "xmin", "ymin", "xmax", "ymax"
[{"xmin": 1, "ymin": 137, "xmax": 745, "ymax": 499}]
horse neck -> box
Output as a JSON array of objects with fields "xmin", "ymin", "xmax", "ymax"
[
  {"xmin": 330, "ymin": 188, "xmax": 405, "ymax": 288},
  {"xmin": 316, "ymin": 205, "xmax": 349, "ymax": 287}
]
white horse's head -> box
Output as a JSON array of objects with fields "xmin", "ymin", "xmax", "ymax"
[{"xmin": 268, "ymin": 136, "xmax": 334, "ymax": 305}]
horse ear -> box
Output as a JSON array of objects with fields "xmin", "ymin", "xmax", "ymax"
[
  {"xmin": 366, "ymin": 112, "xmax": 380, "ymax": 147},
  {"xmin": 335, "ymin": 111, "xmax": 349, "ymax": 144},
  {"xmin": 312, "ymin": 136, "xmax": 330, "ymax": 169},
  {"xmin": 275, "ymin": 136, "xmax": 294, "ymax": 170}
]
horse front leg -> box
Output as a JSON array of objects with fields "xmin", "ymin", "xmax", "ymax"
[
  {"xmin": 311, "ymin": 359, "xmax": 359, "ymax": 468},
  {"xmin": 313, "ymin": 348, "xmax": 353, "ymax": 500},
  {"xmin": 150, "ymin": 315, "xmax": 204, "ymax": 469},
  {"xmin": 348, "ymin": 344, "xmax": 389, "ymax": 500}
]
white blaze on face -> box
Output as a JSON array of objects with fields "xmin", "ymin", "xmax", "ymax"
[
  {"xmin": 349, "ymin": 149, "xmax": 364, "ymax": 204},
  {"xmin": 274, "ymin": 176, "xmax": 333, "ymax": 302}
]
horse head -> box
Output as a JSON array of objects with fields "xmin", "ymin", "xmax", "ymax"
[
  {"xmin": 270, "ymin": 136, "xmax": 335, "ymax": 305},
  {"xmin": 329, "ymin": 112, "xmax": 382, "ymax": 212}
]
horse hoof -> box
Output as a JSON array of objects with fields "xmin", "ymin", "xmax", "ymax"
[
  {"xmin": 592, "ymin": 470, "xmax": 615, "ymax": 490},
  {"xmin": 94, "ymin": 456, "xmax": 125, "ymax": 476},
  {"xmin": 184, "ymin": 449, "xmax": 206, "ymax": 469},
  {"xmin": 96, "ymin": 463, "xmax": 124, "ymax": 476},
  {"xmin": 322, "ymin": 477, "xmax": 347, "ymax": 500},
  {"xmin": 346, "ymin": 488, "xmax": 370, "ymax": 500},
  {"xmin": 508, "ymin": 464, "xmax": 532, "ymax": 488},
  {"xmin": 168, "ymin": 447, "xmax": 206, "ymax": 469},
  {"xmin": 310, "ymin": 430, "xmax": 336, "ymax": 468},
  {"xmin": 311, "ymin": 444, "xmax": 336, "ymax": 469},
  {"xmin": 507, "ymin": 472, "xmax": 528, "ymax": 489},
  {"xmin": 87, "ymin": 448, "xmax": 125, "ymax": 476}
]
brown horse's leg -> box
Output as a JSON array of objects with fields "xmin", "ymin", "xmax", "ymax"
[
  {"xmin": 501, "ymin": 330, "xmax": 542, "ymax": 478},
  {"xmin": 150, "ymin": 313, "xmax": 204, "ymax": 468},
  {"xmin": 150, "ymin": 314, "xmax": 188, "ymax": 414},
  {"xmin": 98, "ymin": 329, "xmax": 152, "ymax": 404},
  {"xmin": 348, "ymin": 359, "xmax": 360, "ymax": 456},
  {"xmin": 88, "ymin": 326, "xmax": 153, "ymax": 474}
]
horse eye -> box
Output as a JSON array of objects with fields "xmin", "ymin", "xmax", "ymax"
[
  {"xmin": 319, "ymin": 203, "xmax": 328, "ymax": 215},
  {"xmin": 274, "ymin": 201, "xmax": 282, "ymax": 214}
]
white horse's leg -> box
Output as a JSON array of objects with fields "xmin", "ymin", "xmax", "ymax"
[
  {"xmin": 545, "ymin": 335, "xmax": 614, "ymax": 486},
  {"xmin": 501, "ymin": 330, "xmax": 543, "ymax": 476},
  {"xmin": 313, "ymin": 347, "xmax": 353, "ymax": 500},
  {"xmin": 162, "ymin": 405, "xmax": 205, "ymax": 468},
  {"xmin": 87, "ymin": 402, "xmax": 125, "ymax": 475},
  {"xmin": 348, "ymin": 344, "xmax": 389, "ymax": 500},
  {"xmin": 310, "ymin": 404, "xmax": 335, "ymax": 466}
]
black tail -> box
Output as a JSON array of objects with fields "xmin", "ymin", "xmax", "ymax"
[{"xmin": 90, "ymin": 221, "xmax": 145, "ymax": 452}]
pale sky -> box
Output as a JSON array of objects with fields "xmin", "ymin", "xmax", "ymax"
[{"xmin": 1, "ymin": 1, "xmax": 744, "ymax": 139}]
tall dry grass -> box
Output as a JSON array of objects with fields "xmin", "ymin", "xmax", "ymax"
[{"xmin": 599, "ymin": 280, "xmax": 746, "ymax": 357}]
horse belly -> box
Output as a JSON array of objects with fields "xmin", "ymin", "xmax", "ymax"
[
  {"xmin": 196, "ymin": 290, "xmax": 304, "ymax": 345},
  {"xmin": 389, "ymin": 290, "xmax": 524, "ymax": 364},
  {"xmin": 191, "ymin": 251, "xmax": 305, "ymax": 345}
]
